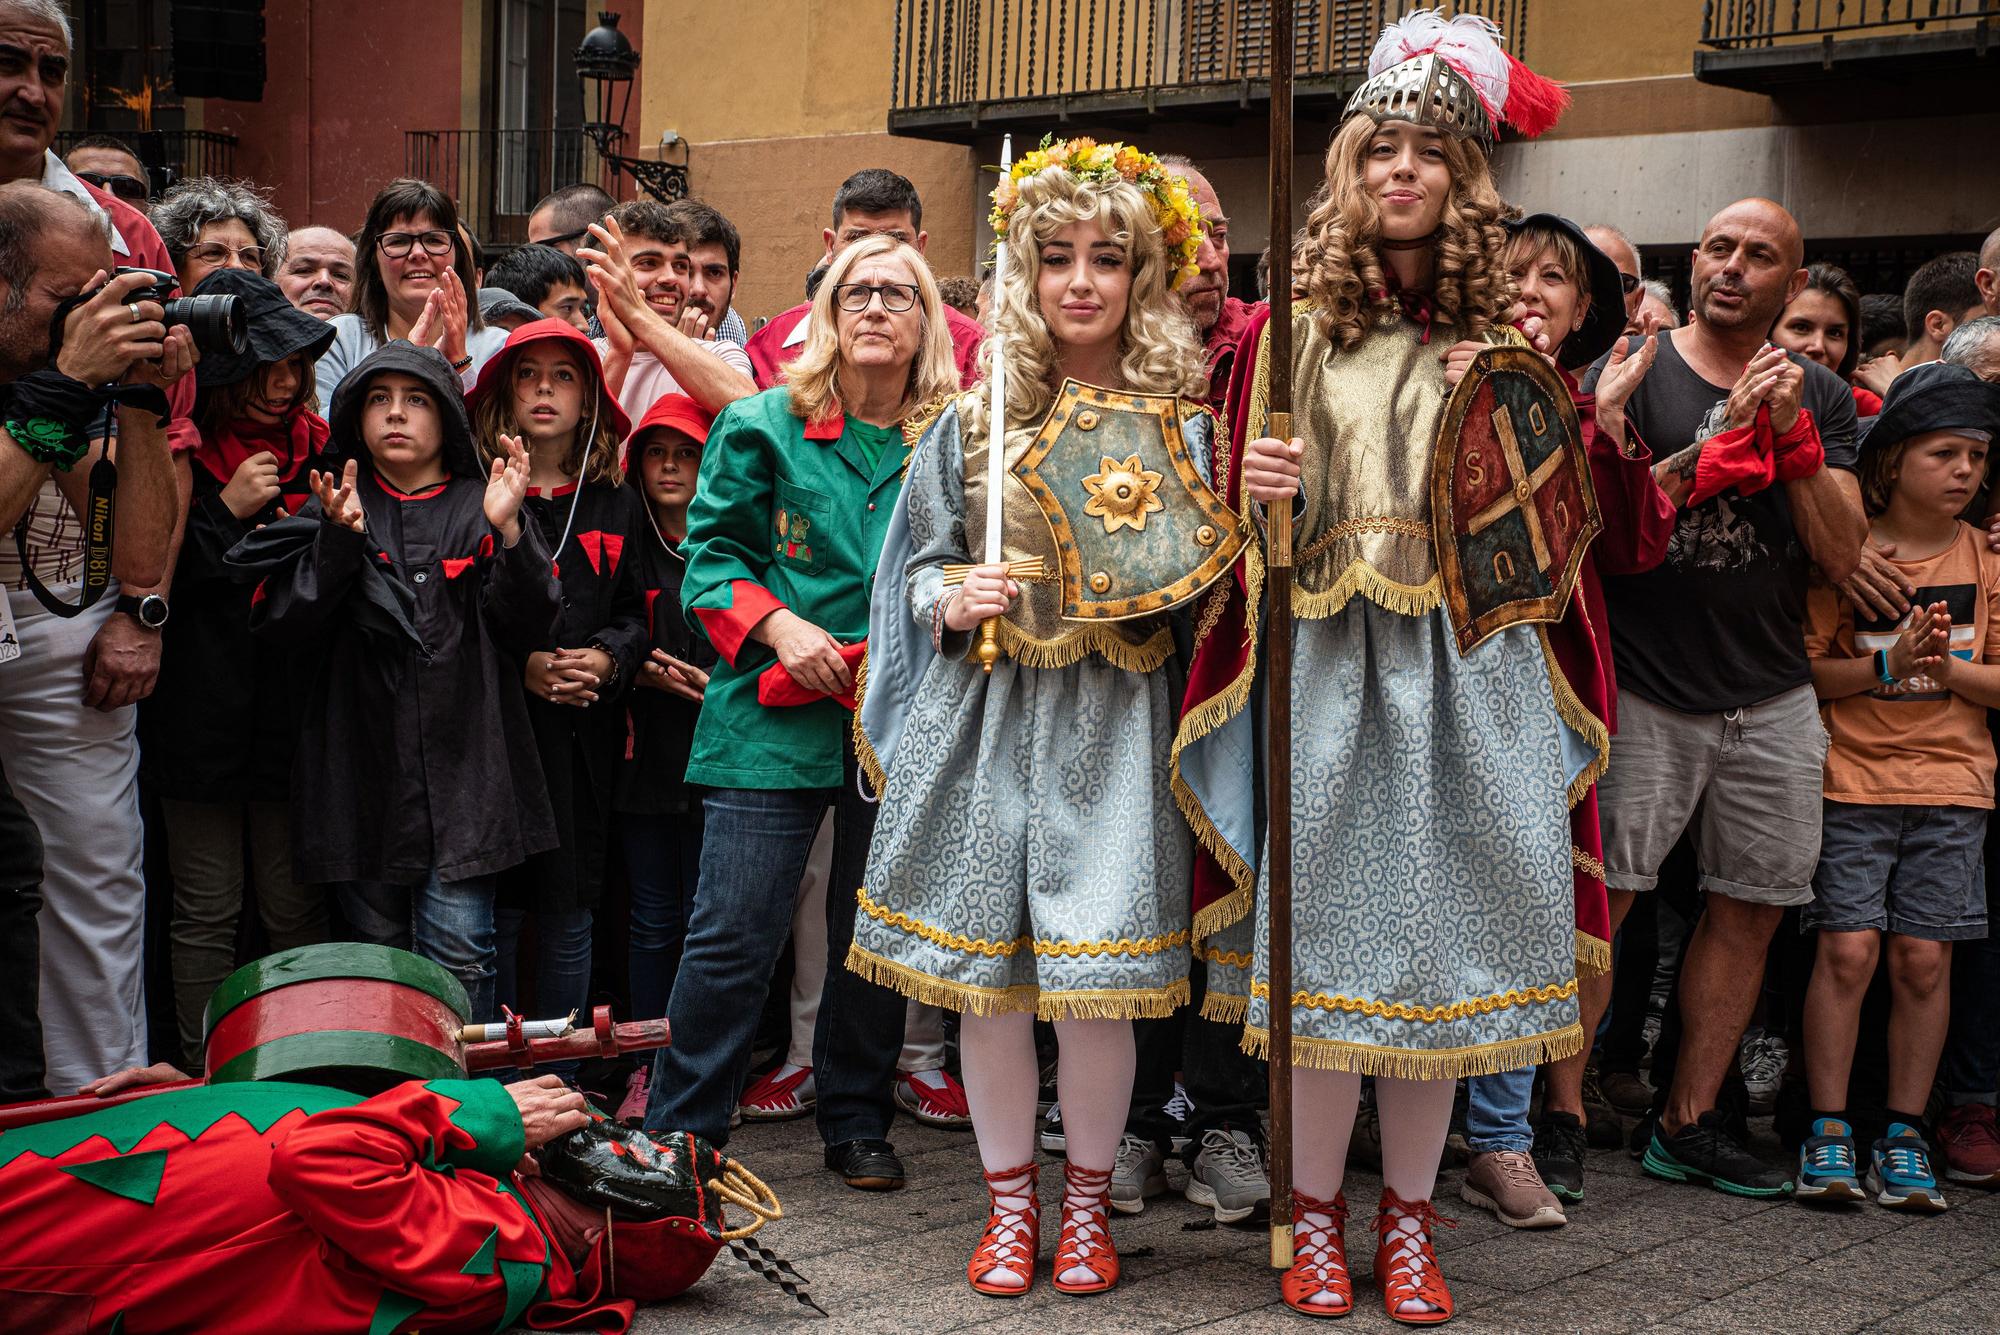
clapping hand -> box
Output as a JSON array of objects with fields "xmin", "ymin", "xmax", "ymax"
[
  {"xmin": 408, "ymin": 269, "xmax": 471, "ymax": 367},
  {"xmin": 1888, "ymin": 600, "xmax": 1951, "ymax": 682},
  {"xmin": 579, "ymin": 219, "xmax": 650, "ymax": 332},
  {"xmin": 1722, "ymin": 345, "xmax": 1791, "ymax": 431},
  {"xmin": 308, "ymin": 459, "xmax": 366, "ymax": 532},
  {"xmin": 485, "ymin": 432, "xmax": 530, "ymax": 544}
]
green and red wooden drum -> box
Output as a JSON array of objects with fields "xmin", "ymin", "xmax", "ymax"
[{"xmin": 202, "ymin": 943, "xmax": 473, "ymax": 1094}]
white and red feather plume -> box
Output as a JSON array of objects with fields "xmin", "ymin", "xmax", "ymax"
[{"xmin": 1366, "ymin": 7, "xmax": 1569, "ymax": 139}]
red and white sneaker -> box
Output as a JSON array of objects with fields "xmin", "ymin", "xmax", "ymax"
[
  {"xmin": 615, "ymin": 1066, "xmax": 650, "ymax": 1126},
  {"xmin": 897, "ymin": 1069, "xmax": 973, "ymax": 1128},
  {"xmin": 738, "ymin": 1064, "xmax": 816, "ymax": 1121},
  {"xmin": 1938, "ymin": 1102, "xmax": 2000, "ymax": 1186}
]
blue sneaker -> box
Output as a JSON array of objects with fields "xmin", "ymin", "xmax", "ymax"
[
  {"xmin": 1866, "ymin": 1124, "xmax": 1948, "ymax": 1213},
  {"xmin": 1792, "ymin": 1117, "xmax": 1863, "ymax": 1204}
]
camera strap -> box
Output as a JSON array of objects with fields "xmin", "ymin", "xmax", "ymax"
[{"xmin": 14, "ymin": 408, "xmax": 117, "ymax": 619}]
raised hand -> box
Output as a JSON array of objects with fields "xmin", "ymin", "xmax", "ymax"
[
  {"xmin": 1594, "ymin": 333, "xmax": 1659, "ymax": 422},
  {"xmin": 127, "ymin": 324, "xmax": 199, "ymax": 389},
  {"xmin": 221, "ymin": 449, "xmax": 284, "ymax": 519},
  {"xmin": 435, "ymin": 268, "xmax": 471, "ymax": 366},
  {"xmin": 484, "ymin": 432, "xmax": 530, "ymax": 542},
  {"xmin": 309, "ymin": 459, "xmax": 365, "ymax": 532},
  {"xmin": 1723, "ymin": 344, "xmax": 1790, "ymax": 431},
  {"xmin": 407, "ymin": 287, "xmax": 446, "ymax": 349},
  {"xmin": 56, "ymin": 269, "xmax": 168, "ymax": 386},
  {"xmin": 675, "ymin": 304, "xmax": 711, "ymax": 341},
  {"xmin": 578, "ymin": 219, "xmax": 650, "ymax": 329},
  {"xmin": 943, "ymin": 565, "xmax": 1019, "ymax": 632}
]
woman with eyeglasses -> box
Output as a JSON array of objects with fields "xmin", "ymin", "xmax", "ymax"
[
  {"xmin": 639, "ymin": 233, "xmax": 960, "ymax": 1190},
  {"xmin": 315, "ymin": 178, "xmax": 506, "ymax": 404},
  {"xmin": 151, "ymin": 176, "xmax": 289, "ymax": 292}
]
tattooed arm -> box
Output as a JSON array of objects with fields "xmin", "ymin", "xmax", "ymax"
[{"xmin": 1652, "ymin": 442, "xmax": 1703, "ymax": 510}]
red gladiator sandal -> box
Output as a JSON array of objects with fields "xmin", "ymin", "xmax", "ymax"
[
  {"xmin": 1280, "ymin": 1190, "xmax": 1352, "ymax": 1317},
  {"xmin": 1050, "ymin": 1161, "xmax": 1120, "ymax": 1295},
  {"xmin": 967, "ymin": 1161, "xmax": 1040, "ymax": 1298},
  {"xmin": 1373, "ymin": 1190, "xmax": 1457, "ymax": 1325}
]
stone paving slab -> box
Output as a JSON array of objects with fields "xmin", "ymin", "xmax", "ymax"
[{"xmin": 575, "ymin": 1115, "xmax": 2000, "ymax": 1334}]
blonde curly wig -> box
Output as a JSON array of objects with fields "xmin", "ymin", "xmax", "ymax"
[
  {"xmin": 1296, "ymin": 115, "xmax": 1516, "ymax": 350},
  {"xmin": 963, "ymin": 166, "xmax": 1207, "ymax": 441}
]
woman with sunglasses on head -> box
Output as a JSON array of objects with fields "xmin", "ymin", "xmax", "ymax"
[
  {"xmin": 151, "ymin": 176, "xmax": 289, "ymax": 292},
  {"xmin": 316, "ymin": 178, "xmax": 506, "ymax": 403}
]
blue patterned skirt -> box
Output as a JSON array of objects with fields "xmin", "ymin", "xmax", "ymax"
[{"xmin": 1201, "ymin": 602, "xmax": 1584, "ymax": 1077}]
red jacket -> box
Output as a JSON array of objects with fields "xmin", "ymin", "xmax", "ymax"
[
  {"xmin": 745, "ymin": 300, "xmax": 985, "ymax": 390},
  {"xmin": 0, "ymin": 1078, "xmax": 633, "ymax": 1333}
]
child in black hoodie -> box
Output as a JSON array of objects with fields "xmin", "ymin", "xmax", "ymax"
[{"xmin": 229, "ymin": 342, "xmax": 559, "ymax": 1023}]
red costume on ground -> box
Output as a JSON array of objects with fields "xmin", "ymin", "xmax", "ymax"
[
  {"xmin": 1184, "ymin": 305, "xmax": 1677, "ymax": 968},
  {"xmin": 0, "ymin": 1078, "xmax": 645, "ymax": 1333}
]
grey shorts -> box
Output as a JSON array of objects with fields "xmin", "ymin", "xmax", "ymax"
[
  {"xmin": 1597, "ymin": 684, "xmax": 1829, "ymax": 907},
  {"xmin": 1806, "ymin": 801, "xmax": 1989, "ymax": 941}
]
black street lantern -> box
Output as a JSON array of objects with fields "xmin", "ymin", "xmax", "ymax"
[
  {"xmin": 572, "ymin": 11, "xmax": 688, "ymax": 205},
  {"xmin": 575, "ymin": 11, "xmax": 640, "ymax": 158}
]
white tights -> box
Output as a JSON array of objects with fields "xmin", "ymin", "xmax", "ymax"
[
  {"xmin": 959, "ymin": 1012, "xmax": 1135, "ymax": 1289},
  {"xmin": 1290, "ymin": 1071, "xmax": 1455, "ymax": 1315}
]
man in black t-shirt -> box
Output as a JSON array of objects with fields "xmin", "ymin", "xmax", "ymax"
[{"xmin": 1545, "ymin": 199, "xmax": 1866, "ymax": 1200}]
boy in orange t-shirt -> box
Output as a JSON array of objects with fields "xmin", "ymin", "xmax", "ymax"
[{"xmin": 1800, "ymin": 362, "xmax": 2000, "ymax": 1212}]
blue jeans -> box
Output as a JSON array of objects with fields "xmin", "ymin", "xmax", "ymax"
[
  {"xmin": 494, "ymin": 906, "xmax": 594, "ymax": 1082},
  {"xmin": 340, "ymin": 870, "xmax": 500, "ymax": 1024},
  {"xmin": 1465, "ymin": 1067, "xmax": 1535, "ymax": 1154},
  {"xmin": 624, "ymin": 809, "xmax": 704, "ymax": 1024},
  {"xmin": 644, "ymin": 757, "xmax": 904, "ymax": 1148}
]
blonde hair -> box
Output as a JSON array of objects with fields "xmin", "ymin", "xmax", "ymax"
[
  {"xmin": 471, "ymin": 343, "xmax": 623, "ymax": 487},
  {"xmin": 965, "ymin": 168, "xmax": 1207, "ymax": 439},
  {"xmin": 1297, "ymin": 116, "xmax": 1515, "ymax": 351},
  {"xmin": 784, "ymin": 235, "xmax": 959, "ymax": 427}
]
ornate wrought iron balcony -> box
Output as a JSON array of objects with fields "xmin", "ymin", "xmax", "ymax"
[
  {"xmin": 1696, "ymin": 0, "xmax": 1997, "ymax": 89},
  {"xmin": 889, "ymin": 0, "xmax": 1528, "ymax": 139}
]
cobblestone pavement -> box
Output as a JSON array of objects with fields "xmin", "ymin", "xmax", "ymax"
[{"xmin": 609, "ymin": 1114, "xmax": 2000, "ymax": 1335}]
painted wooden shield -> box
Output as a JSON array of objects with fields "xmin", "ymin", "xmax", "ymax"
[
  {"xmin": 1431, "ymin": 346, "xmax": 1599, "ymax": 655},
  {"xmin": 1012, "ymin": 379, "xmax": 1250, "ymax": 621}
]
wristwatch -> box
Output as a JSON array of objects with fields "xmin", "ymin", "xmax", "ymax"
[{"xmin": 116, "ymin": 592, "xmax": 170, "ymax": 629}]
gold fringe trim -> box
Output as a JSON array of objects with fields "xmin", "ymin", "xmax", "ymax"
[
  {"xmin": 984, "ymin": 617, "xmax": 1175, "ymax": 673},
  {"xmin": 1238, "ymin": 1022, "xmax": 1587, "ymax": 1079},
  {"xmin": 855, "ymin": 887, "xmax": 1190, "ymax": 959},
  {"xmin": 901, "ymin": 392, "xmax": 956, "ymax": 450},
  {"xmin": 1538, "ymin": 626, "xmax": 1610, "ymax": 810},
  {"xmin": 1246, "ymin": 975, "xmax": 1578, "ymax": 1025},
  {"xmin": 850, "ymin": 650, "xmax": 888, "ymax": 794},
  {"xmin": 1576, "ymin": 930, "xmax": 1613, "ymax": 978},
  {"xmin": 1571, "ymin": 846, "xmax": 1607, "ymax": 882},
  {"xmin": 845, "ymin": 943, "xmax": 1190, "ymax": 1021},
  {"xmin": 1171, "ymin": 539, "xmax": 1265, "ymax": 932},
  {"xmin": 1291, "ymin": 559, "xmax": 1442, "ymax": 622},
  {"xmin": 1201, "ymin": 989, "xmax": 1249, "ymax": 1025}
]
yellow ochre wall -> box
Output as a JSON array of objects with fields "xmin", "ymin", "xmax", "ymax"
[{"xmin": 638, "ymin": 0, "xmax": 978, "ymax": 323}]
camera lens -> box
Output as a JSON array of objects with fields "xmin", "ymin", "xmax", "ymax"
[{"xmin": 159, "ymin": 294, "xmax": 248, "ymax": 358}]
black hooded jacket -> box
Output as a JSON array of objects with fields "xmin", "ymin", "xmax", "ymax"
[{"xmin": 227, "ymin": 343, "xmax": 561, "ymax": 884}]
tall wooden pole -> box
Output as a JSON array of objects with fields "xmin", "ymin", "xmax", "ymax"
[{"xmin": 1264, "ymin": 0, "xmax": 1297, "ymax": 1275}]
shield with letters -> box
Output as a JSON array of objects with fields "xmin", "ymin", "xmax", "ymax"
[
  {"xmin": 1012, "ymin": 379, "xmax": 1250, "ymax": 621},
  {"xmin": 1431, "ymin": 345, "xmax": 1599, "ymax": 655}
]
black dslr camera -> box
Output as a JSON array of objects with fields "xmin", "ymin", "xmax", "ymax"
[{"xmin": 50, "ymin": 265, "xmax": 248, "ymax": 361}]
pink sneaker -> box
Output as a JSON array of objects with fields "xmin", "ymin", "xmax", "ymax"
[
  {"xmin": 738, "ymin": 1064, "xmax": 816, "ymax": 1121},
  {"xmin": 615, "ymin": 1067, "xmax": 650, "ymax": 1126},
  {"xmin": 897, "ymin": 1069, "xmax": 973, "ymax": 1128}
]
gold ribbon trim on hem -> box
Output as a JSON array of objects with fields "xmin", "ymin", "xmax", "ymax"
[
  {"xmin": 854, "ymin": 886, "xmax": 1190, "ymax": 959},
  {"xmin": 1237, "ymin": 974, "xmax": 1579, "ymax": 1025},
  {"xmin": 1235, "ymin": 1021, "xmax": 1588, "ymax": 1079},
  {"xmin": 846, "ymin": 943, "xmax": 1191, "ymax": 1021}
]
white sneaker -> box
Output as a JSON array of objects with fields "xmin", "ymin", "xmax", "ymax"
[
  {"xmin": 1186, "ymin": 1128, "xmax": 1269, "ymax": 1223},
  {"xmin": 1111, "ymin": 1133, "xmax": 1168, "ymax": 1214}
]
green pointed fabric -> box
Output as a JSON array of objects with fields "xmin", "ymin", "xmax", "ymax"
[
  {"xmin": 367, "ymin": 1288, "xmax": 426, "ymax": 1335},
  {"xmin": 106, "ymin": 1314, "xmax": 125, "ymax": 1334},
  {"xmin": 0, "ymin": 1083, "xmax": 349, "ymax": 1170},
  {"xmin": 461, "ymin": 1225, "xmax": 499, "ymax": 1276},
  {"xmin": 494, "ymin": 1258, "xmax": 548, "ymax": 1332},
  {"xmin": 57, "ymin": 1149, "xmax": 168, "ymax": 1206}
]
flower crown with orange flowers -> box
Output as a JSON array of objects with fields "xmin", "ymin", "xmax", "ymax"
[{"xmin": 989, "ymin": 136, "xmax": 1206, "ymax": 290}]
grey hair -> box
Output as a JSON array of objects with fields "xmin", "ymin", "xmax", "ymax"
[
  {"xmin": 150, "ymin": 176, "xmax": 288, "ymax": 278},
  {"xmin": 1641, "ymin": 278, "xmax": 1674, "ymax": 308},
  {"xmin": 0, "ymin": 0, "xmax": 72, "ymax": 48},
  {"xmin": 1943, "ymin": 315, "xmax": 2000, "ymax": 367}
]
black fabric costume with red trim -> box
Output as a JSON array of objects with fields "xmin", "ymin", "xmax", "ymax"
[
  {"xmin": 0, "ymin": 1078, "xmax": 653, "ymax": 1333},
  {"xmin": 226, "ymin": 343, "xmax": 561, "ymax": 886}
]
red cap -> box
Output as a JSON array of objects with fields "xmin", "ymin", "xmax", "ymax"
[
  {"xmin": 629, "ymin": 392, "xmax": 713, "ymax": 449},
  {"xmin": 466, "ymin": 317, "xmax": 632, "ymax": 441}
]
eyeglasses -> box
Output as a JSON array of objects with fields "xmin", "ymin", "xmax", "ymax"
[
  {"xmin": 530, "ymin": 227, "xmax": 590, "ymax": 249},
  {"xmin": 834, "ymin": 282, "xmax": 919, "ymax": 314},
  {"xmin": 186, "ymin": 241, "xmax": 267, "ymax": 270},
  {"xmin": 76, "ymin": 171, "xmax": 147, "ymax": 204},
  {"xmin": 377, "ymin": 229, "xmax": 456, "ymax": 259},
  {"xmin": 1617, "ymin": 272, "xmax": 1642, "ymax": 296}
]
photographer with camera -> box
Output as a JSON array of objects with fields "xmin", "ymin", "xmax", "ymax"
[{"xmin": 0, "ymin": 181, "xmax": 196, "ymax": 1099}]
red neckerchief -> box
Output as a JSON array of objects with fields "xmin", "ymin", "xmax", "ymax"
[
  {"xmin": 193, "ymin": 406, "xmax": 330, "ymax": 489},
  {"xmin": 1366, "ymin": 268, "xmax": 1437, "ymax": 345}
]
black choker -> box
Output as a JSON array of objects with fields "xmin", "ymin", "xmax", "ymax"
[{"xmin": 1378, "ymin": 230, "xmax": 1441, "ymax": 252}]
